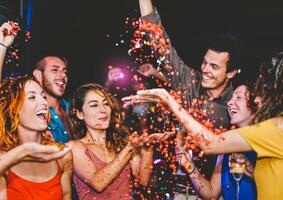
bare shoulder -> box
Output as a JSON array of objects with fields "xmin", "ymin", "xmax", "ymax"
[{"xmin": 68, "ymin": 140, "xmax": 86, "ymax": 152}]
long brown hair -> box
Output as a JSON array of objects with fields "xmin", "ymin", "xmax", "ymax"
[
  {"xmin": 69, "ymin": 83, "xmax": 130, "ymax": 153},
  {"xmin": 252, "ymin": 52, "xmax": 283, "ymax": 123},
  {"xmin": 0, "ymin": 75, "xmax": 52, "ymax": 151}
]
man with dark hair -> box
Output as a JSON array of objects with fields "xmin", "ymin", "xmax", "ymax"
[
  {"xmin": 136, "ymin": 0, "xmax": 241, "ymax": 199},
  {"xmin": 33, "ymin": 56, "xmax": 71, "ymax": 143}
]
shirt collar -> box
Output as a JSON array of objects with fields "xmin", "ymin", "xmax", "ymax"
[{"xmin": 200, "ymin": 82, "xmax": 233, "ymax": 104}]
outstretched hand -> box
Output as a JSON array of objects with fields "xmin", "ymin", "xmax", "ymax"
[
  {"xmin": 128, "ymin": 131, "xmax": 176, "ymax": 149},
  {"xmin": 147, "ymin": 131, "xmax": 175, "ymax": 145},
  {"xmin": 122, "ymin": 88, "xmax": 176, "ymax": 108},
  {"xmin": 128, "ymin": 132, "xmax": 150, "ymax": 149},
  {"xmin": 23, "ymin": 142, "xmax": 72, "ymax": 162}
]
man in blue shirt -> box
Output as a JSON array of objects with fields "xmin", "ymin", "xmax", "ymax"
[{"xmin": 33, "ymin": 56, "xmax": 71, "ymax": 143}]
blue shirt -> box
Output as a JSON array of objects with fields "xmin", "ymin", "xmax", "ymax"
[
  {"xmin": 48, "ymin": 99, "xmax": 71, "ymax": 143},
  {"xmin": 221, "ymin": 152, "xmax": 257, "ymax": 200}
]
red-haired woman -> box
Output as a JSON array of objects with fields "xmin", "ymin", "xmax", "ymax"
[{"xmin": 0, "ymin": 75, "xmax": 73, "ymax": 200}]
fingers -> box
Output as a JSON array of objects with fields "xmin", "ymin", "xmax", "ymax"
[
  {"xmin": 137, "ymin": 88, "xmax": 166, "ymax": 95},
  {"xmin": 42, "ymin": 143, "xmax": 72, "ymax": 161},
  {"xmin": 1, "ymin": 22, "xmax": 13, "ymax": 32},
  {"xmin": 25, "ymin": 142, "xmax": 60, "ymax": 154},
  {"xmin": 121, "ymin": 95, "xmax": 159, "ymax": 108},
  {"xmin": 26, "ymin": 143, "xmax": 73, "ymax": 162},
  {"xmin": 1, "ymin": 22, "xmax": 19, "ymax": 36},
  {"xmin": 129, "ymin": 132, "xmax": 149, "ymax": 148},
  {"xmin": 137, "ymin": 63, "xmax": 155, "ymax": 77},
  {"xmin": 147, "ymin": 131, "xmax": 175, "ymax": 144}
]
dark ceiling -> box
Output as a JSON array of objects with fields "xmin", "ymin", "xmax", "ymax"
[{"xmin": 2, "ymin": 0, "xmax": 283, "ymax": 97}]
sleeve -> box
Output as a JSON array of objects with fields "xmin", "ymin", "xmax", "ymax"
[
  {"xmin": 239, "ymin": 119, "xmax": 283, "ymax": 158},
  {"xmin": 141, "ymin": 9, "xmax": 200, "ymax": 92}
]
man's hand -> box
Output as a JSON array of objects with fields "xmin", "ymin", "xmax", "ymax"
[
  {"xmin": 108, "ymin": 67, "xmax": 124, "ymax": 82},
  {"xmin": 137, "ymin": 63, "xmax": 158, "ymax": 77}
]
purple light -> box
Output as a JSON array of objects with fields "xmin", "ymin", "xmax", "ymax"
[
  {"xmin": 154, "ymin": 159, "xmax": 162, "ymax": 164},
  {"xmin": 119, "ymin": 72, "xmax": 124, "ymax": 79}
]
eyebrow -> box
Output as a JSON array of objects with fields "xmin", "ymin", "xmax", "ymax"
[
  {"xmin": 26, "ymin": 91, "xmax": 36, "ymax": 95},
  {"xmin": 87, "ymin": 100, "xmax": 98, "ymax": 105},
  {"xmin": 26, "ymin": 90, "xmax": 45, "ymax": 95},
  {"xmin": 234, "ymin": 91, "xmax": 245, "ymax": 95},
  {"xmin": 51, "ymin": 65, "xmax": 67, "ymax": 70},
  {"xmin": 87, "ymin": 99, "xmax": 107, "ymax": 105}
]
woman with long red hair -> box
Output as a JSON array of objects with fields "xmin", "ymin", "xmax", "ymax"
[{"xmin": 0, "ymin": 75, "xmax": 73, "ymax": 200}]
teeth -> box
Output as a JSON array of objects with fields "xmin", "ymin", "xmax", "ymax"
[
  {"xmin": 36, "ymin": 110, "xmax": 48, "ymax": 115},
  {"xmin": 202, "ymin": 75, "xmax": 212, "ymax": 80},
  {"xmin": 55, "ymin": 81, "xmax": 64, "ymax": 85},
  {"xmin": 229, "ymin": 108, "xmax": 238, "ymax": 115}
]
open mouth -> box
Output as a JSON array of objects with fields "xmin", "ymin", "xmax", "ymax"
[
  {"xmin": 36, "ymin": 109, "xmax": 48, "ymax": 120},
  {"xmin": 202, "ymin": 74, "xmax": 213, "ymax": 81},
  {"xmin": 229, "ymin": 108, "xmax": 239, "ymax": 117},
  {"xmin": 54, "ymin": 80, "xmax": 66, "ymax": 88}
]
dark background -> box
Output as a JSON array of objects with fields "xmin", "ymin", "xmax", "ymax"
[{"xmin": 1, "ymin": 0, "xmax": 283, "ymax": 97}]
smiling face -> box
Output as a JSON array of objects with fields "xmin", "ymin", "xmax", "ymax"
[
  {"xmin": 39, "ymin": 56, "xmax": 68, "ymax": 98},
  {"xmin": 201, "ymin": 49, "xmax": 236, "ymax": 91},
  {"xmin": 18, "ymin": 80, "xmax": 49, "ymax": 132},
  {"xmin": 228, "ymin": 85, "xmax": 252, "ymax": 127},
  {"xmin": 77, "ymin": 90, "xmax": 112, "ymax": 131}
]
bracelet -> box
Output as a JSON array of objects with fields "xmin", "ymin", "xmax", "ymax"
[
  {"xmin": 184, "ymin": 162, "xmax": 196, "ymax": 175},
  {"xmin": 188, "ymin": 164, "xmax": 196, "ymax": 175},
  {"xmin": 0, "ymin": 43, "xmax": 7, "ymax": 48}
]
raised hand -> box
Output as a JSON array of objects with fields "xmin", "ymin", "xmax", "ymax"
[
  {"xmin": 0, "ymin": 22, "xmax": 19, "ymax": 48},
  {"xmin": 108, "ymin": 67, "xmax": 124, "ymax": 82},
  {"xmin": 137, "ymin": 63, "xmax": 158, "ymax": 77}
]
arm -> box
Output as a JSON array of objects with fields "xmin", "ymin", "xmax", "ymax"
[
  {"xmin": 182, "ymin": 152, "xmax": 222, "ymax": 200},
  {"xmin": 130, "ymin": 146, "xmax": 153, "ymax": 186},
  {"xmin": 130, "ymin": 89, "xmax": 252, "ymax": 154},
  {"xmin": 59, "ymin": 152, "xmax": 73, "ymax": 200},
  {"xmin": 139, "ymin": 0, "xmax": 154, "ymax": 17},
  {"xmin": 139, "ymin": 1, "xmax": 199, "ymax": 91},
  {"xmin": 0, "ymin": 175, "xmax": 7, "ymax": 200},
  {"xmin": 0, "ymin": 45, "xmax": 7, "ymax": 82},
  {"xmin": 72, "ymin": 141, "xmax": 137, "ymax": 192},
  {"xmin": 0, "ymin": 142, "xmax": 71, "ymax": 176},
  {"xmin": 171, "ymin": 106, "xmax": 252, "ymax": 154},
  {"xmin": 0, "ymin": 146, "xmax": 27, "ymax": 176},
  {"xmin": 0, "ymin": 22, "xmax": 17, "ymax": 82}
]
